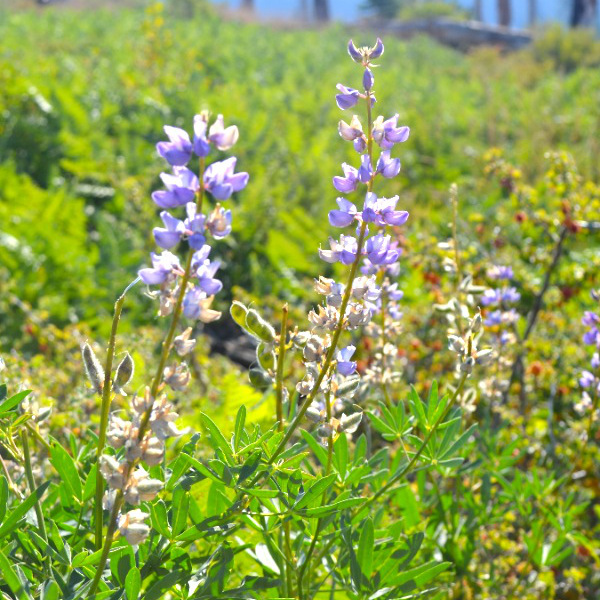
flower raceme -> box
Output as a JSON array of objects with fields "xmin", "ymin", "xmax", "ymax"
[{"xmin": 139, "ymin": 112, "xmax": 248, "ymax": 323}]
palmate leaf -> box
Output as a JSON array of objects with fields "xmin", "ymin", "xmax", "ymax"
[
  {"xmin": 0, "ymin": 550, "xmax": 32, "ymax": 600},
  {"xmin": 0, "ymin": 389, "xmax": 32, "ymax": 415},
  {"xmin": 357, "ymin": 518, "xmax": 374, "ymax": 582},
  {"xmin": 49, "ymin": 440, "xmax": 83, "ymax": 504}
]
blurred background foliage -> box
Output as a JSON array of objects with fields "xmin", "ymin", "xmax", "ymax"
[{"xmin": 1, "ymin": 2, "xmax": 600, "ymax": 345}]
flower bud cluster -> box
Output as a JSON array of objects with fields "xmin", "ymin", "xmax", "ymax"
[
  {"xmin": 100, "ymin": 387, "xmax": 183, "ymax": 545},
  {"xmin": 139, "ymin": 112, "xmax": 248, "ymax": 323},
  {"xmin": 448, "ymin": 311, "xmax": 493, "ymax": 376}
]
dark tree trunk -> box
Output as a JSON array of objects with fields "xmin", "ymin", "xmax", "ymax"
[
  {"xmin": 498, "ymin": 0, "xmax": 511, "ymax": 26},
  {"xmin": 241, "ymin": 0, "xmax": 254, "ymax": 11},
  {"xmin": 474, "ymin": 0, "xmax": 482, "ymax": 20},
  {"xmin": 314, "ymin": 0, "xmax": 329, "ymax": 22},
  {"xmin": 528, "ymin": 0, "xmax": 536, "ymax": 26}
]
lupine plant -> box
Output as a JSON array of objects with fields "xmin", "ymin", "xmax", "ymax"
[{"xmin": 2, "ymin": 27, "xmax": 599, "ymax": 600}]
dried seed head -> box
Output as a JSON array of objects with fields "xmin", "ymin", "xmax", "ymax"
[
  {"xmin": 113, "ymin": 352, "xmax": 134, "ymax": 396},
  {"xmin": 82, "ymin": 343, "xmax": 104, "ymax": 395},
  {"xmin": 118, "ymin": 509, "xmax": 150, "ymax": 546},
  {"xmin": 163, "ymin": 362, "xmax": 191, "ymax": 391}
]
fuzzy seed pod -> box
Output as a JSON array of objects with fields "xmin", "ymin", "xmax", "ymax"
[
  {"xmin": 340, "ymin": 412, "xmax": 363, "ymax": 434},
  {"xmin": 230, "ymin": 301, "xmax": 248, "ymax": 329},
  {"xmin": 335, "ymin": 376, "xmax": 360, "ymax": 398},
  {"xmin": 113, "ymin": 352, "xmax": 134, "ymax": 396},
  {"xmin": 246, "ymin": 309, "xmax": 276, "ymax": 343},
  {"xmin": 249, "ymin": 367, "xmax": 272, "ymax": 390},
  {"xmin": 256, "ymin": 343, "xmax": 276, "ymax": 372},
  {"xmin": 82, "ymin": 343, "xmax": 104, "ymax": 395}
]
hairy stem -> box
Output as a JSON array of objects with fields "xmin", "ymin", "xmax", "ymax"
[
  {"xmin": 94, "ymin": 277, "xmax": 139, "ymax": 549},
  {"xmin": 21, "ymin": 429, "xmax": 49, "ymax": 574},
  {"xmin": 276, "ymin": 304, "xmax": 289, "ymax": 431},
  {"xmin": 90, "ymin": 160, "xmax": 206, "ymax": 595}
]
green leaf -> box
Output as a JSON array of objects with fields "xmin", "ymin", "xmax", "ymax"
[
  {"xmin": 41, "ymin": 580, "xmax": 60, "ymax": 600},
  {"xmin": 150, "ymin": 500, "xmax": 171, "ymax": 539},
  {"xmin": 200, "ymin": 413, "xmax": 233, "ymax": 461},
  {"xmin": 237, "ymin": 450, "xmax": 262, "ymax": 485},
  {"xmin": 0, "ymin": 389, "xmax": 31, "ymax": 415},
  {"xmin": 234, "ymin": 405, "xmax": 246, "ymax": 452},
  {"xmin": 82, "ymin": 464, "xmax": 98, "ymax": 502},
  {"xmin": 0, "ymin": 481, "xmax": 50, "ymax": 539},
  {"xmin": 49, "ymin": 442, "xmax": 83, "ymax": 502},
  {"xmin": 0, "ymin": 475, "xmax": 8, "ymax": 523},
  {"xmin": 125, "ymin": 566, "xmax": 141, "ymax": 600},
  {"xmin": 358, "ymin": 518, "xmax": 374, "ymax": 582},
  {"xmin": 143, "ymin": 571, "xmax": 182, "ymax": 600},
  {"xmin": 293, "ymin": 474, "xmax": 336, "ymax": 510},
  {"xmin": 304, "ymin": 497, "xmax": 365, "ymax": 517},
  {"xmin": 171, "ymin": 487, "xmax": 190, "ymax": 539},
  {"xmin": 334, "ymin": 433, "xmax": 348, "ymax": 479},
  {"xmin": 0, "ymin": 549, "xmax": 32, "ymax": 599},
  {"xmin": 391, "ymin": 560, "xmax": 451, "ymax": 588},
  {"xmin": 300, "ymin": 429, "xmax": 328, "ymax": 466}
]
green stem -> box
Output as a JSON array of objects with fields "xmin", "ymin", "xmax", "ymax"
[
  {"xmin": 90, "ymin": 160, "xmax": 206, "ymax": 595},
  {"xmin": 269, "ymin": 88, "xmax": 374, "ymax": 467},
  {"xmin": 276, "ymin": 304, "xmax": 289, "ymax": 431},
  {"xmin": 95, "ymin": 278, "xmax": 139, "ymax": 549},
  {"xmin": 268, "ymin": 222, "xmax": 368, "ymax": 466},
  {"xmin": 21, "ymin": 429, "xmax": 49, "ymax": 574},
  {"xmin": 298, "ymin": 371, "xmax": 335, "ymax": 599}
]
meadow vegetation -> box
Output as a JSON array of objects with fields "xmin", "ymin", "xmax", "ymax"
[{"xmin": 0, "ymin": 3, "xmax": 599, "ymax": 599}]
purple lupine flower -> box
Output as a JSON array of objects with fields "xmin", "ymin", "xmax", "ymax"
[
  {"xmin": 193, "ymin": 116, "xmax": 211, "ymax": 157},
  {"xmin": 370, "ymin": 38, "xmax": 384, "ymax": 59},
  {"xmin": 365, "ymin": 233, "xmax": 399, "ymax": 265},
  {"xmin": 387, "ymin": 283, "xmax": 404, "ymax": 302},
  {"xmin": 338, "ymin": 116, "xmax": 364, "ymax": 141},
  {"xmin": 592, "ymin": 353, "xmax": 600, "ymax": 369},
  {"xmin": 358, "ymin": 155, "xmax": 373, "ymax": 183},
  {"xmin": 502, "ymin": 287, "xmax": 521, "ymax": 304},
  {"xmin": 362, "ymin": 193, "xmax": 409, "ymax": 227},
  {"xmin": 319, "ymin": 235, "xmax": 359, "ymax": 265},
  {"xmin": 203, "ymin": 157, "xmax": 249, "ymax": 200},
  {"xmin": 156, "ymin": 126, "xmax": 193, "ymax": 166},
  {"xmin": 376, "ymin": 150, "xmax": 401, "ymax": 179},
  {"xmin": 580, "ymin": 370, "xmax": 596, "ymax": 388},
  {"xmin": 333, "ymin": 163, "xmax": 359, "ymax": 193},
  {"xmin": 481, "ymin": 289, "xmax": 501, "ymax": 306},
  {"xmin": 207, "ymin": 114, "xmax": 239, "ymax": 151},
  {"xmin": 487, "ymin": 265, "xmax": 514, "ymax": 280},
  {"xmin": 191, "ymin": 246, "xmax": 223, "ymax": 295},
  {"xmin": 329, "ymin": 198, "xmax": 358, "ymax": 228},
  {"xmin": 152, "ymin": 167, "xmax": 199, "ymax": 209},
  {"xmin": 337, "ymin": 345, "xmax": 357, "ymax": 376},
  {"xmin": 335, "ymin": 84, "xmax": 360, "ymax": 110},
  {"xmin": 363, "ymin": 68, "xmax": 374, "ymax": 91},
  {"xmin": 184, "ymin": 203, "xmax": 206, "ymax": 250},
  {"xmin": 484, "ymin": 309, "xmax": 503, "ymax": 327},
  {"xmin": 582, "ymin": 311, "xmax": 600, "ymax": 327},
  {"xmin": 373, "ymin": 115, "xmax": 410, "ymax": 150},
  {"xmin": 182, "ymin": 286, "xmax": 207, "ymax": 319},
  {"xmin": 153, "ymin": 211, "xmax": 185, "ymax": 249},
  {"xmin": 354, "ymin": 137, "xmax": 367, "ymax": 153},
  {"xmin": 206, "ymin": 205, "xmax": 232, "ymax": 239},
  {"xmin": 347, "ymin": 39, "xmax": 362, "ymax": 63},
  {"xmin": 583, "ymin": 327, "xmax": 599, "ymax": 346},
  {"xmin": 138, "ymin": 251, "xmax": 182, "ymax": 285}
]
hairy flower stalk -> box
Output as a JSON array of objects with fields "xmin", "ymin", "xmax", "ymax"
[{"xmin": 89, "ymin": 113, "xmax": 247, "ymax": 594}]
